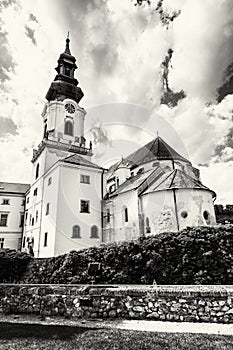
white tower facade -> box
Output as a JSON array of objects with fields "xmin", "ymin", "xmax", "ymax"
[{"xmin": 22, "ymin": 37, "xmax": 104, "ymax": 258}]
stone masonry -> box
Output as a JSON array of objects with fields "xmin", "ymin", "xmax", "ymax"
[{"xmin": 0, "ymin": 285, "xmax": 233, "ymax": 324}]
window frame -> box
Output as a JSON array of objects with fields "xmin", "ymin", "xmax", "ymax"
[
  {"xmin": 46, "ymin": 203, "xmax": 50, "ymax": 215},
  {"xmin": 44, "ymin": 232, "xmax": 48, "ymax": 247},
  {"xmin": 0, "ymin": 213, "xmax": 8, "ymax": 227},
  {"xmin": 90, "ymin": 225, "xmax": 99, "ymax": 239},
  {"xmin": 64, "ymin": 119, "xmax": 74, "ymax": 136},
  {"xmin": 72, "ymin": 225, "xmax": 81, "ymax": 238},
  {"xmin": 80, "ymin": 200, "xmax": 90, "ymax": 213},
  {"xmin": 80, "ymin": 174, "xmax": 90, "ymax": 184}
]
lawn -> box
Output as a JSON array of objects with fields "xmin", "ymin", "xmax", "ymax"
[{"xmin": 0, "ymin": 322, "xmax": 232, "ymax": 350}]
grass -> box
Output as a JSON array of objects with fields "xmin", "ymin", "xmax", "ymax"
[{"xmin": 0, "ymin": 322, "xmax": 232, "ymax": 350}]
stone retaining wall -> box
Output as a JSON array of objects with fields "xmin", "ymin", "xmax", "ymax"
[{"xmin": 0, "ymin": 284, "xmax": 233, "ymax": 323}]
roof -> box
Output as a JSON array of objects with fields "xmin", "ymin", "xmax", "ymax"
[
  {"xmin": 125, "ymin": 136, "xmax": 191, "ymax": 166},
  {"xmin": 0, "ymin": 182, "xmax": 30, "ymax": 195},
  {"xmin": 143, "ymin": 169, "xmax": 216, "ymax": 197},
  {"xmin": 108, "ymin": 167, "xmax": 215, "ymax": 198},
  {"xmin": 62, "ymin": 154, "xmax": 104, "ymax": 170}
]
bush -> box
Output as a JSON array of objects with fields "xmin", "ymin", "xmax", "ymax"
[
  {"xmin": 0, "ymin": 249, "xmax": 32, "ymax": 283},
  {"xmin": 20, "ymin": 225, "xmax": 233, "ymax": 285}
]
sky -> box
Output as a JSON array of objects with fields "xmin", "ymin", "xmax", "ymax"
[{"xmin": 0, "ymin": 0, "xmax": 232, "ymax": 204}]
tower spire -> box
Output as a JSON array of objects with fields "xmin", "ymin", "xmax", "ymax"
[{"xmin": 64, "ymin": 31, "xmax": 71, "ymax": 55}]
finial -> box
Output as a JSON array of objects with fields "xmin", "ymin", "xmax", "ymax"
[
  {"xmin": 64, "ymin": 32, "xmax": 71, "ymax": 55},
  {"xmin": 157, "ymin": 130, "xmax": 159, "ymax": 137}
]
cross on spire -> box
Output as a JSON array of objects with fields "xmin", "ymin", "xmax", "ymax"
[{"xmin": 64, "ymin": 31, "xmax": 71, "ymax": 55}]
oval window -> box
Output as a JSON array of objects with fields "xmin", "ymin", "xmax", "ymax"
[{"xmin": 181, "ymin": 211, "xmax": 188, "ymax": 219}]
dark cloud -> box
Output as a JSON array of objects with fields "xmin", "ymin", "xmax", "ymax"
[
  {"xmin": 29, "ymin": 13, "xmax": 39, "ymax": 23},
  {"xmin": 0, "ymin": 31, "xmax": 15, "ymax": 82},
  {"xmin": 0, "ymin": 117, "xmax": 18, "ymax": 137},
  {"xmin": 0, "ymin": 0, "xmax": 17, "ymax": 10},
  {"xmin": 214, "ymin": 126, "xmax": 233, "ymax": 162},
  {"xmin": 25, "ymin": 26, "xmax": 37, "ymax": 45}
]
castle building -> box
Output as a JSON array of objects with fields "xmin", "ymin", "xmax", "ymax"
[
  {"xmin": 13, "ymin": 36, "xmax": 216, "ymax": 257},
  {"xmin": 0, "ymin": 182, "xmax": 29, "ymax": 250}
]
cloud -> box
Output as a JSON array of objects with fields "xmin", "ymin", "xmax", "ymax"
[
  {"xmin": 29, "ymin": 13, "xmax": 38, "ymax": 23},
  {"xmin": 25, "ymin": 25, "xmax": 36, "ymax": 45},
  {"xmin": 0, "ymin": 116, "xmax": 18, "ymax": 137}
]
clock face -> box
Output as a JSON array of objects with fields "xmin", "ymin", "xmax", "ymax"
[{"xmin": 65, "ymin": 103, "xmax": 75, "ymax": 114}]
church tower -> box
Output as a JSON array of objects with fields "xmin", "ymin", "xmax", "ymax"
[{"xmin": 22, "ymin": 36, "xmax": 104, "ymax": 258}]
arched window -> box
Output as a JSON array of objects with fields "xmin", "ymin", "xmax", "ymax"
[
  {"xmin": 72, "ymin": 225, "xmax": 81, "ymax": 238},
  {"xmin": 146, "ymin": 217, "xmax": 151, "ymax": 233},
  {"xmin": 64, "ymin": 120, "xmax": 73, "ymax": 136},
  {"xmin": 90, "ymin": 225, "xmax": 99, "ymax": 238},
  {"xmin": 35, "ymin": 164, "xmax": 39, "ymax": 179},
  {"xmin": 124, "ymin": 207, "xmax": 128, "ymax": 223}
]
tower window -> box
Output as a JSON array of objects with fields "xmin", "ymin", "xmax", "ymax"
[
  {"xmin": 2, "ymin": 199, "xmax": 9, "ymax": 205},
  {"xmin": 72, "ymin": 225, "xmax": 81, "ymax": 238},
  {"xmin": 44, "ymin": 232, "xmax": 48, "ymax": 247},
  {"xmin": 35, "ymin": 210, "xmax": 38, "ymax": 222},
  {"xmin": 33, "ymin": 188, "xmax": 38, "ymax": 196},
  {"xmin": 80, "ymin": 200, "xmax": 90, "ymax": 213},
  {"xmin": 90, "ymin": 225, "xmax": 99, "ymax": 238},
  {"xmin": 35, "ymin": 164, "xmax": 39, "ymax": 179},
  {"xmin": 48, "ymin": 177, "xmax": 52, "ymax": 186},
  {"xmin": 181, "ymin": 211, "xmax": 188, "ymax": 219},
  {"xmin": 0, "ymin": 213, "xmax": 8, "ymax": 227},
  {"xmin": 22, "ymin": 236, "xmax": 26, "ymax": 248},
  {"xmin": 64, "ymin": 120, "xmax": 73, "ymax": 136}
]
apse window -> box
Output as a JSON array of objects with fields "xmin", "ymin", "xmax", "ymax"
[
  {"xmin": 44, "ymin": 232, "xmax": 48, "ymax": 247},
  {"xmin": 80, "ymin": 200, "xmax": 90, "ymax": 213},
  {"xmin": 203, "ymin": 210, "xmax": 211, "ymax": 224},
  {"xmin": 181, "ymin": 211, "xmax": 188, "ymax": 219},
  {"xmin": 80, "ymin": 175, "xmax": 90, "ymax": 184},
  {"xmin": 46, "ymin": 203, "xmax": 50, "ymax": 215}
]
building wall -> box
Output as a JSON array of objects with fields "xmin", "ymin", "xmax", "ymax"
[
  {"xmin": 53, "ymin": 163, "xmax": 103, "ymax": 256},
  {"xmin": 104, "ymin": 191, "xmax": 140, "ymax": 243},
  {"xmin": 141, "ymin": 189, "xmax": 216, "ymax": 235},
  {"xmin": 0, "ymin": 193, "xmax": 25, "ymax": 250}
]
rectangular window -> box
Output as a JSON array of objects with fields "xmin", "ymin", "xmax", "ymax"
[
  {"xmin": 22, "ymin": 236, "xmax": 26, "ymax": 248},
  {"xmin": 33, "ymin": 188, "xmax": 38, "ymax": 196},
  {"xmin": 0, "ymin": 214, "xmax": 8, "ymax": 227},
  {"xmin": 25, "ymin": 212, "xmax": 28, "ymax": 226},
  {"xmin": 46, "ymin": 203, "xmax": 50, "ymax": 215},
  {"xmin": 2, "ymin": 199, "xmax": 9, "ymax": 205},
  {"xmin": 44, "ymin": 232, "xmax": 48, "ymax": 247},
  {"xmin": 106, "ymin": 209, "xmax": 110, "ymax": 223},
  {"xmin": 19, "ymin": 213, "xmax": 24, "ymax": 227},
  {"xmin": 27, "ymin": 197, "xmax": 29, "ymax": 203},
  {"xmin": 80, "ymin": 175, "xmax": 90, "ymax": 184},
  {"xmin": 0, "ymin": 238, "xmax": 4, "ymax": 249},
  {"xmin": 80, "ymin": 200, "xmax": 90, "ymax": 213},
  {"xmin": 48, "ymin": 177, "xmax": 52, "ymax": 186},
  {"xmin": 22, "ymin": 199, "xmax": 25, "ymax": 206}
]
